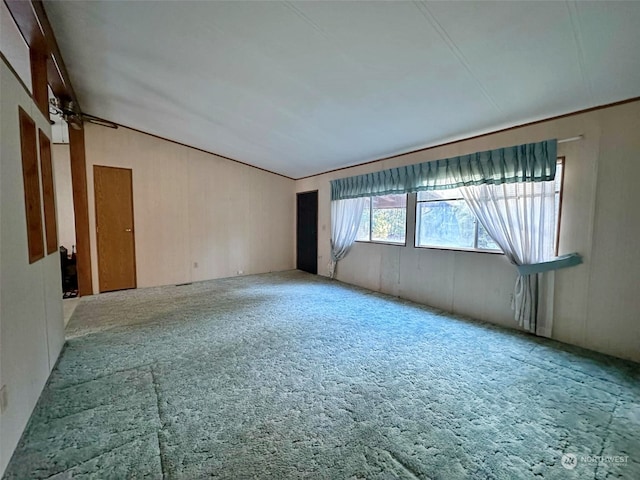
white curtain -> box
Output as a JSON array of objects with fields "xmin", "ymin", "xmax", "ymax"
[
  {"xmin": 460, "ymin": 180, "xmax": 557, "ymax": 335},
  {"xmin": 329, "ymin": 197, "xmax": 367, "ymax": 278}
]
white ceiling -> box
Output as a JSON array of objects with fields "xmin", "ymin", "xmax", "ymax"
[{"xmin": 44, "ymin": 1, "xmax": 640, "ymax": 179}]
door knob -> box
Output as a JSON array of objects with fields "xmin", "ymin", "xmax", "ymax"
[{"xmin": 125, "ymin": 228, "xmax": 132, "ymax": 232}]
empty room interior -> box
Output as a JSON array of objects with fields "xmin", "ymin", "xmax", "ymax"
[{"xmin": 1, "ymin": 1, "xmax": 640, "ymax": 479}]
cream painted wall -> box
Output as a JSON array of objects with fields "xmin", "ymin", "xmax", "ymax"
[
  {"xmin": 296, "ymin": 100, "xmax": 640, "ymax": 363},
  {"xmin": 83, "ymin": 124, "xmax": 295, "ymax": 292},
  {"xmin": 51, "ymin": 144, "xmax": 76, "ymax": 251},
  {"xmin": 583, "ymin": 104, "xmax": 640, "ymax": 360},
  {"xmin": 0, "ymin": 60, "xmax": 65, "ymax": 475}
]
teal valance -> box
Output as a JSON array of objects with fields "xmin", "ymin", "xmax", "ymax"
[{"xmin": 331, "ymin": 139, "xmax": 557, "ymax": 200}]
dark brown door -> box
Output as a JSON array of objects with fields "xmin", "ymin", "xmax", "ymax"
[
  {"xmin": 94, "ymin": 165, "xmax": 137, "ymax": 292},
  {"xmin": 296, "ymin": 191, "xmax": 318, "ymax": 274}
]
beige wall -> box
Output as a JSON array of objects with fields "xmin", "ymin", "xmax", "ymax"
[
  {"xmin": 83, "ymin": 124, "xmax": 295, "ymax": 292},
  {"xmin": 296, "ymin": 100, "xmax": 640, "ymax": 363},
  {"xmin": 0, "ymin": 60, "xmax": 65, "ymax": 475},
  {"xmin": 51, "ymin": 144, "xmax": 76, "ymax": 252},
  {"xmin": 583, "ymin": 104, "xmax": 640, "ymax": 360}
]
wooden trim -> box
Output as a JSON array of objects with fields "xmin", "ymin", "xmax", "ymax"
[
  {"xmin": 4, "ymin": 0, "xmax": 42, "ymax": 47},
  {"xmin": 29, "ymin": 41, "xmax": 48, "ymax": 118},
  {"xmin": 18, "ymin": 106, "xmax": 45, "ymax": 263},
  {"xmin": 69, "ymin": 125, "xmax": 93, "ymax": 296},
  {"xmin": 126, "ymin": 164, "xmax": 138, "ymax": 291},
  {"xmin": 5, "ymin": 0, "xmax": 80, "ymax": 108},
  {"xmin": 296, "ymin": 96, "xmax": 640, "ymax": 181},
  {"xmin": 39, "ymin": 129, "xmax": 58, "ymax": 254},
  {"xmin": 0, "ymin": 53, "xmax": 50, "ymax": 124},
  {"xmin": 32, "ymin": 1, "xmax": 79, "ymax": 105},
  {"xmin": 87, "ymin": 119, "xmax": 295, "ymax": 181}
]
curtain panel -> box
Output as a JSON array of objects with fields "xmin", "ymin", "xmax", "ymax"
[
  {"xmin": 329, "ymin": 198, "xmax": 368, "ymax": 278},
  {"xmin": 331, "ymin": 139, "xmax": 557, "ymax": 200},
  {"xmin": 460, "ymin": 180, "xmax": 558, "ymax": 336}
]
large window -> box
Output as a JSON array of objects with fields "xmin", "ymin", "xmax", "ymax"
[
  {"xmin": 356, "ymin": 194, "xmax": 407, "ymax": 244},
  {"xmin": 415, "ymin": 189, "xmax": 500, "ymax": 251},
  {"xmin": 415, "ymin": 161, "xmax": 564, "ymax": 252}
]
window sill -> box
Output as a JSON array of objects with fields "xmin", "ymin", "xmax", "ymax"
[
  {"xmin": 414, "ymin": 245, "xmax": 504, "ymax": 255},
  {"xmin": 355, "ymin": 240, "xmax": 407, "ymax": 247}
]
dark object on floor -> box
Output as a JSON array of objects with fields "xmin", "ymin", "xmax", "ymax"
[{"xmin": 60, "ymin": 245, "xmax": 78, "ymax": 297}]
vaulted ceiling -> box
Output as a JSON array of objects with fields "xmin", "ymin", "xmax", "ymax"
[{"xmin": 44, "ymin": 1, "xmax": 640, "ymax": 178}]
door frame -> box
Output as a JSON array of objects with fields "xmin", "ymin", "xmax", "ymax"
[{"xmin": 93, "ymin": 165, "xmax": 137, "ymax": 293}]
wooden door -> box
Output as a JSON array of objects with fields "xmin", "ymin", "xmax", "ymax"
[
  {"xmin": 94, "ymin": 166, "xmax": 137, "ymax": 292},
  {"xmin": 296, "ymin": 191, "xmax": 318, "ymax": 274}
]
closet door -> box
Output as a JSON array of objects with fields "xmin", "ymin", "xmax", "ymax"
[{"xmin": 94, "ymin": 165, "xmax": 137, "ymax": 292}]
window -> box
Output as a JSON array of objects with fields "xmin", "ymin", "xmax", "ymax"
[
  {"xmin": 356, "ymin": 194, "xmax": 407, "ymax": 244},
  {"xmin": 415, "ymin": 189, "xmax": 499, "ymax": 251},
  {"xmin": 415, "ymin": 161, "xmax": 564, "ymax": 252}
]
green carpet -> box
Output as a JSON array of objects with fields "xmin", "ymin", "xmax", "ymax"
[{"xmin": 4, "ymin": 270, "xmax": 639, "ymax": 479}]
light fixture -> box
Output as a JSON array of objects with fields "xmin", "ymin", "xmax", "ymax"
[{"xmin": 48, "ymin": 97, "xmax": 117, "ymax": 130}]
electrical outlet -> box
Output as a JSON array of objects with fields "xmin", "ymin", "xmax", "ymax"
[
  {"xmin": 237, "ymin": 270, "xmax": 244, "ymax": 275},
  {"xmin": 0, "ymin": 385, "xmax": 8, "ymax": 414}
]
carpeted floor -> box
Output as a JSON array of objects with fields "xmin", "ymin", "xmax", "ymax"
[{"xmin": 4, "ymin": 270, "xmax": 639, "ymax": 479}]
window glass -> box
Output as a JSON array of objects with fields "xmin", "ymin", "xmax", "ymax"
[
  {"xmin": 356, "ymin": 198, "xmax": 371, "ymax": 242},
  {"xmin": 356, "ymin": 194, "xmax": 406, "ymax": 244},
  {"xmin": 477, "ymin": 223, "xmax": 500, "ymax": 250},
  {"xmin": 416, "ymin": 197, "xmax": 475, "ymax": 249},
  {"xmin": 371, "ymin": 194, "xmax": 406, "ymax": 243}
]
